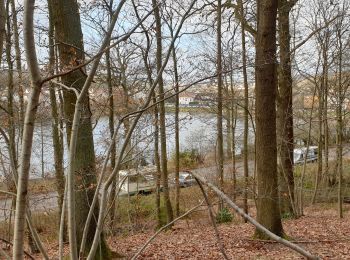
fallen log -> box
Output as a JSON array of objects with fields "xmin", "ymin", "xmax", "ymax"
[{"xmin": 187, "ymin": 170, "xmax": 320, "ymax": 260}]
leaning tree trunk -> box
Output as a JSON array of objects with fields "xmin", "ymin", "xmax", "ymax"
[
  {"xmin": 51, "ymin": 0, "xmax": 109, "ymax": 257},
  {"xmin": 255, "ymin": 0, "xmax": 284, "ymax": 239}
]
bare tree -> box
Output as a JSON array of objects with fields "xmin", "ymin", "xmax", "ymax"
[{"xmin": 255, "ymin": 0, "xmax": 283, "ymax": 238}]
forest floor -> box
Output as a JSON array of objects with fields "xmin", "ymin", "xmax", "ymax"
[
  {"xmin": 27, "ymin": 203, "xmax": 350, "ymax": 259},
  {"xmin": 108, "ymin": 204, "xmax": 350, "ymax": 259},
  {"xmin": 1, "ymin": 191, "xmax": 350, "ymax": 259}
]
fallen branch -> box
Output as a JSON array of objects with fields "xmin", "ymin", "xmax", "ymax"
[
  {"xmin": 186, "ymin": 170, "xmax": 320, "ymax": 260},
  {"xmin": 131, "ymin": 200, "xmax": 205, "ymax": 260},
  {"xmin": 245, "ymin": 238, "xmax": 350, "ymax": 244},
  {"xmin": 195, "ymin": 177, "xmax": 229, "ymax": 260}
]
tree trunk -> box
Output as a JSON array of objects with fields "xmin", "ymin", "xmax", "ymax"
[
  {"xmin": 152, "ymin": 0, "xmax": 174, "ymax": 224},
  {"xmin": 106, "ymin": 47, "xmax": 117, "ymax": 228},
  {"xmin": 239, "ymin": 0, "xmax": 249, "ymax": 220},
  {"xmin": 10, "ymin": 0, "xmax": 24, "ymax": 134},
  {"xmin": 48, "ymin": 0, "xmax": 67, "ymax": 242},
  {"xmin": 276, "ymin": 0, "xmax": 296, "ymax": 217},
  {"xmin": 312, "ymin": 76, "xmax": 324, "ymax": 204},
  {"xmin": 217, "ymin": 0, "xmax": 224, "ymax": 206},
  {"xmin": 51, "ymin": 0, "xmax": 109, "ymax": 257},
  {"xmin": 169, "ymin": 24, "xmax": 181, "ymax": 217},
  {"xmin": 255, "ymin": 0, "xmax": 283, "ymax": 239},
  {"xmin": 336, "ymin": 25, "xmax": 343, "ymax": 218}
]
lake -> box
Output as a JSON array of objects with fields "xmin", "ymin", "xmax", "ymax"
[{"xmin": 0, "ymin": 112, "xmax": 253, "ymax": 179}]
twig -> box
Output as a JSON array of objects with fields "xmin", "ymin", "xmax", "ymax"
[{"xmin": 131, "ymin": 200, "xmax": 205, "ymax": 260}]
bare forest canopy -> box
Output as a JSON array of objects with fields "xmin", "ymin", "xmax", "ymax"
[{"xmin": 0, "ymin": 0, "xmax": 349, "ymax": 259}]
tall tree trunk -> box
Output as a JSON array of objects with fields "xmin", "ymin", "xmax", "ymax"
[
  {"xmin": 312, "ymin": 75, "xmax": 324, "ymax": 204},
  {"xmin": 48, "ymin": 0, "xmax": 66, "ymax": 241},
  {"xmin": 277, "ymin": 0, "xmax": 296, "ymax": 217},
  {"xmin": 152, "ymin": 0, "xmax": 174, "ymax": 223},
  {"xmin": 5, "ymin": 0, "xmax": 17, "ymax": 181},
  {"xmin": 51, "ymin": 0, "xmax": 109, "ymax": 257},
  {"xmin": 255, "ymin": 0, "xmax": 283, "ymax": 239},
  {"xmin": 0, "ymin": 0, "xmax": 4, "ymax": 64},
  {"xmin": 106, "ymin": 47, "xmax": 117, "ymax": 227},
  {"xmin": 168, "ymin": 24, "xmax": 181, "ymax": 217},
  {"xmin": 217, "ymin": 0, "xmax": 224, "ymax": 204},
  {"xmin": 336, "ymin": 25, "xmax": 343, "ymax": 218},
  {"xmin": 153, "ymin": 93, "xmax": 162, "ymax": 227},
  {"xmin": 239, "ymin": 0, "xmax": 249, "ymax": 220},
  {"xmin": 13, "ymin": 1, "xmax": 47, "ymax": 257},
  {"xmin": 10, "ymin": 0, "xmax": 24, "ymax": 134},
  {"xmin": 323, "ymin": 54, "xmax": 329, "ymax": 186},
  {"xmin": 336, "ymin": 79, "xmax": 343, "ymax": 218}
]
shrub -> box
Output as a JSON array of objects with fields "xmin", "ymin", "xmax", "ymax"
[
  {"xmin": 172, "ymin": 149, "xmax": 204, "ymax": 169},
  {"xmin": 216, "ymin": 207, "xmax": 233, "ymax": 223}
]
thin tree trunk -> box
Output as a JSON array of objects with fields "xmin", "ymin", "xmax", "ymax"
[
  {"xmin": 10, "ymin": 0, "xmax": 24, "ymax": 133},
  {"xmin": 297, "ymin": 84, "xmax": 317, "ymax": 217},
  {"xmin": 152, "ymin": 0, "xmax": 174, "ymax": 223},
  {"xmin": 13, "ymin": 0, "xmax": 45, "ymax": 257},
  {"xmin": 312, "ymin": 79, "xmax": 323, "ymax": 204},
  {"xmin": 239, "ymin": 0, "xmax": 249, "ymax": 220},
  {"xmin": 216, "ymin": 0, "xmax": 224, "ymax": 207},
  {"xmin": 0, "ymin": 0, "xmax": 5, "ymax": 64},
  {"xmin": 106, "ymin": 47, "xmax": 117, "ymax": 227},
  {"xmin": 48, "ymin": 0, "xmax": 66, "ymax": 241},
  {"xmin": 336, "ymin": 26, "xmax": 343, "ymax": 218},
  {"xmin": 153, "ymin": 93, "xmax": 162, "ymax": 226},
  {"xmin": 230, "ymin": 94, "xmax": 237, "ymax": 200},
  {"xmin": 169, "ymin": 25, "xmax": 181, "ymax": 217},
  {"xmin": 277, "ymin": 0, "xmax": 296, "ymax": 216}
]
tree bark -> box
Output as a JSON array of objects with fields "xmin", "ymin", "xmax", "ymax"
[
  {"xmin": 216, "ymin": 0, "xmax": 224, "ymax": 206},
  {"xmin": 106, "ymin": 47, "xmax": 117, "ymax": 227},
  {"xmin": 47, "ymin": 0, "xmax": 66, "ymax": 241},
  {"xmin": 10, "ymin": 0, "xmax": 24, "ymax": 134},
  {"xmin": 169, "ymin": 23, "xmax": 181, "ymax": 217},
  {"xmin": 277, "ymin": 0, "xmax": 296, "ymax": 217},
  {"xmin": 13, "ymin": 0, "xmax": 45, "ymax": 258},
  {"xmin": 255, "ymin": 0, "xmax": 283, "ymax": 239},
  {"xmin": 152, "ymin": 0, "xmax": 174, "ymax": 223},
  {"xmin": 239, "ymin": 0, "xmax": 249, "ymax": 220},
  {"xmin": 51, "ymin": 0, "xmax": 109, "ymax": 257}
]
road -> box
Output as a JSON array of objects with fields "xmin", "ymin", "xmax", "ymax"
[
  {"xmin": 0, "ymin": 160, "xmax": 256, "ymax": 222},
  {"xmin": 6, "ymin": 143, "xmax": 350, "ymax": 222}
]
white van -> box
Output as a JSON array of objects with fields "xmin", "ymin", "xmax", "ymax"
[
  {"xmin": 118, "ymin": 166, "xmax": 157, "ymax": 195},
  {"xmin": 293, "ymin": 146, "xmax": 318, "ymax": 165}
]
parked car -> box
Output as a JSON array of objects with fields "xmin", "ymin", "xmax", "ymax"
[
  {"xmin": 178, "ymin": 172, "xmax": 197, "ymax": 187},
  {"xmin": 293, "ymin": 146, "xmax": 318, "ymax": 165}
]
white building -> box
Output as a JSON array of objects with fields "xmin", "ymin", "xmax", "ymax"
[{"xmin": 179, "ymin": 92, "xmax": 196, "ymax": 106}]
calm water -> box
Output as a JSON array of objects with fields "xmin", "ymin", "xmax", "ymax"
[{"xmin": 0, "ymin": 112, "xmax": 253, "ymax": 179}]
